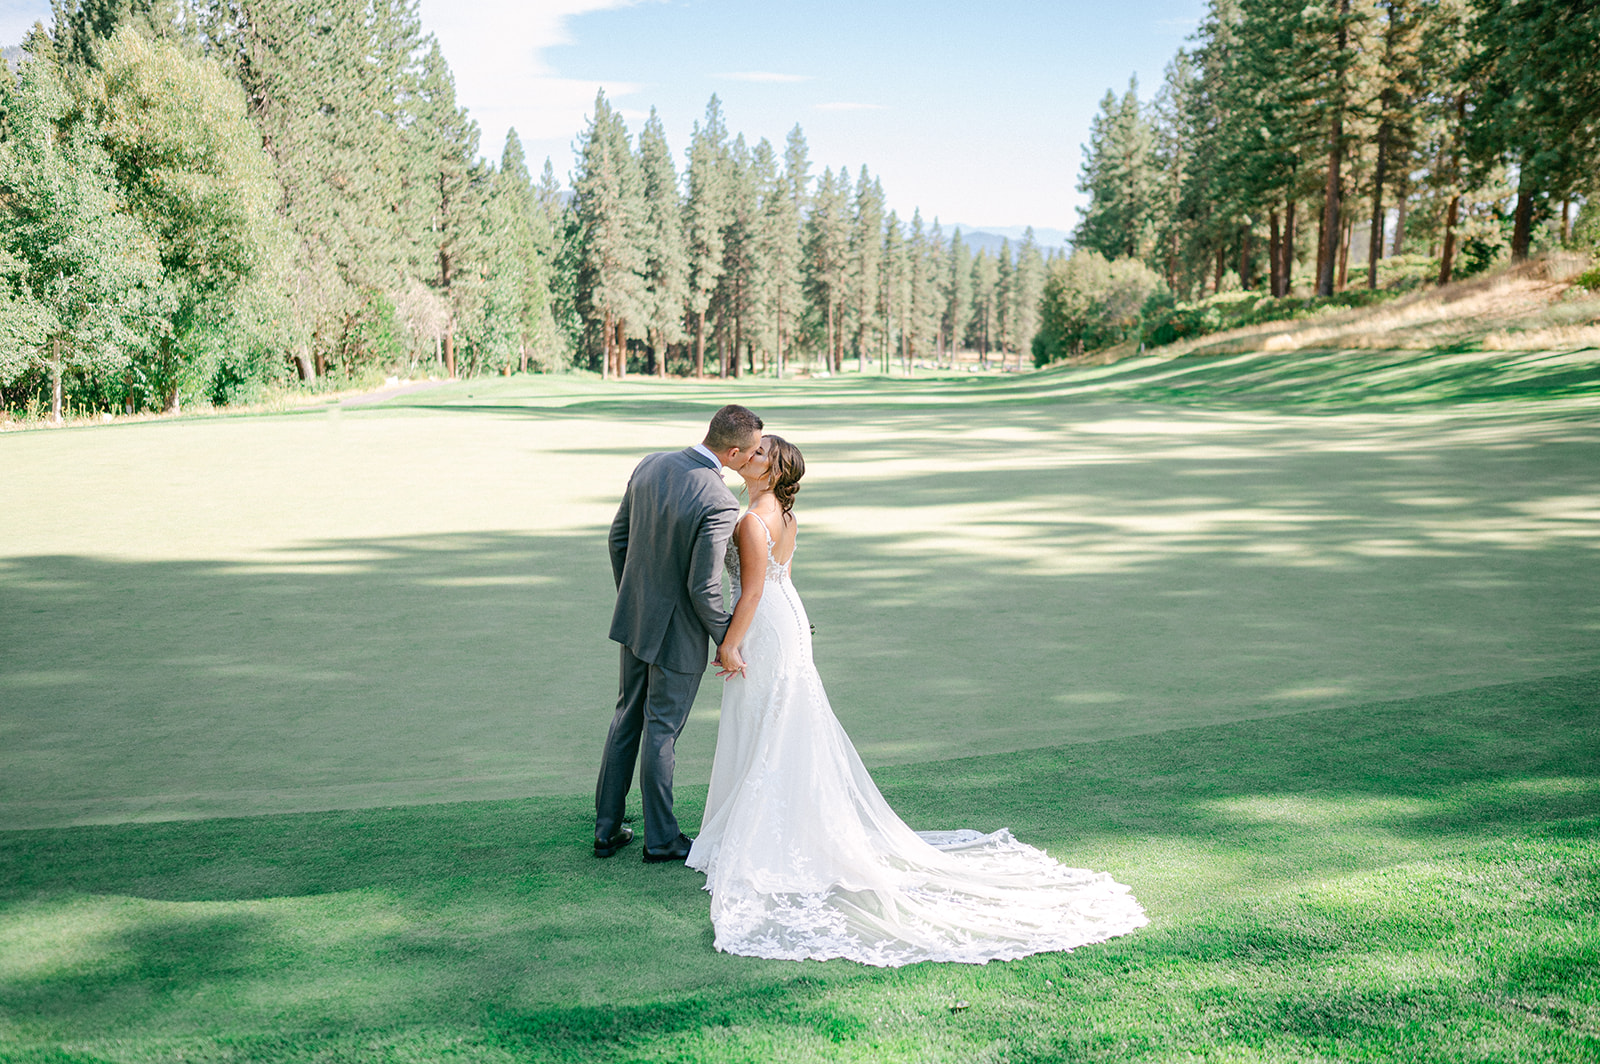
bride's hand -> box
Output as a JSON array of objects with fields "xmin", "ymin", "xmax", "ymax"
[{"xmin": 716, "ymin": 643, "xmax": 746, "ymax": 679}]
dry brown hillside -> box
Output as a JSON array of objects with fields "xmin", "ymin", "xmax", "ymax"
[{"xmin": 1146, "ymin": 251, "xmax": 1600, "ymax": 360}]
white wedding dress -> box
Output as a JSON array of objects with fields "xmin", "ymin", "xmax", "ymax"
[{"xmin": 686, "ymin": 513, "xmax": 1148, "ymax": 966}]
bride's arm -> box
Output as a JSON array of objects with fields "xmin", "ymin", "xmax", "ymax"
[{"xmin": 716, "ymin": 514, "xmax": 769, "ymax": 676}]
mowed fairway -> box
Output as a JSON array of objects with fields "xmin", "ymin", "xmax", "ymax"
[{"xmin": 2, "ymin": 359, "xmax": 1597, "ymax": 1062}]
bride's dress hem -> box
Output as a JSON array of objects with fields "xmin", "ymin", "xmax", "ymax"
[{"xmin": 689, "ymin": 515, "xmax": 1148, "ymax": 968}]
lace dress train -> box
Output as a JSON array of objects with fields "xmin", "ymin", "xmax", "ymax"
[{"xmin": 686, "ymin": 516, "xmax": 1148, "ymax": 966}]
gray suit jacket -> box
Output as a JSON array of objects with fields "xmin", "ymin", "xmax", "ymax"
[{"xmin": 608, "ymin": 447, "xmax": 739, "ymax": 673}]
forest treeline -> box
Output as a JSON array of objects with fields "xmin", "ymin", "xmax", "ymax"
[
  {"xmin": 1038, "ymin": 0, "xmax": 1599, "ymax": 362},
  {"xmin": 0, "ymin": 0, "xmax": 1050, "ymax": 420},
  {"xmin": 2, "ymin": 1, "xmax": 1597, "ymax": 419}
]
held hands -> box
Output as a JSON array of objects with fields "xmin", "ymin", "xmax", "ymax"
[{"xmin": 716, "ymin": 642, "xmax": 747, "ymax": 680}]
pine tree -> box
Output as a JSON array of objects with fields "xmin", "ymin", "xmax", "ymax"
[
  {"xmin": 636, "ymin": 108, "xmax": 689, "ymax": 376},
  {"xmin": 1465, "ymin": 0, "xmax": 1600, "ymax": 260},
  {"xmin": 684, "ymin": 95, "xmax": 731, "ymax": 377},
  {"xmin": 804, "ymin": 166, "xmax": 851, "ymax": 373},
  {"xmin": 572, "ymin": 88, "xmax": 646, "ymax": 378},
  {"xmin": 967, "ymin": 249, "xmax": 999, "ymax": 367},
  {"xmin": 1074, "ymin": 77, "xmax": 1157, "ymax": 261},
  {"xmin": 847, "ymin": 166, "xmax": 884, "ymax": 372},
  {"xmin": 715, "ymin": 133, "xmax": 757, "ymax": 377},
  {"xmin": 879, "ymin": 210, "xmax": 906, "ymax": 373},
  {"xmin": 412, "ymin": 40, "xmax": 484, "ymax": 377},
  {"xmin": 1009, "ymin": 228, "xmax": 1045, "ymax": 370},
  {"xmin": 945, "ymin": 228, "xmax": 972, "ymax": 368}
]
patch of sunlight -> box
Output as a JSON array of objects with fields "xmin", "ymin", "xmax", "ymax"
[
  {"xmin": 689, "ymin": 707, "xmax": 722, "ymax": 722},
  {"xmin": 1267, "ymin": 685, "xmax": 1350, "ymax": 700},
  {"xmin": 1343, "ymin": 538, "xmax": 1460, "ymax": 558},
  {"xmin": 855, "ymin": 739, "xmax": 945, "ymax": 760},
  {"xmin": 1054, "ymin": 691, "xmax": 1131, "ymax": 705},
  {"xmin": 0, "ymin": 890, "xmax": 414, "ymax": 983},
  {"xmin": 1206, "ymin": 794, "xmax": 1442, "ymax": 827},
  {"xmin": 1510, "ymin": 495, "xmax": 1600, "ymax": 523},
  {"xmin": 0, "ymin": 670, "xmax": 94, "ymax": 688},
  {"xmin": 416, "ymin": 575, "xmax": 555, "ymax": 587},
  {"xmin": 1388, "ymin": 495, "xmax": 1472, "ymax": 507},
  {"xmin": 220, "ymin": 564, "xmax": 376, "ymax": 576}
]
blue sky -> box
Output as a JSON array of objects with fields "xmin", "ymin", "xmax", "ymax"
[{"xmin": 2, "ymin": 0, "xmax": 1206, "ymax": 236}]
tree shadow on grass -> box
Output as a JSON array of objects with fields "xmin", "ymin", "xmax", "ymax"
[{"xmin": 0, "ymin": 670, "xmax": 1595, "ymax": 1049}]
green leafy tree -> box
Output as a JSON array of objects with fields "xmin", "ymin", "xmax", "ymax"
[
  {"xmin": 1033, "ymin": 251, "xmax": 1166, "ymax": 364},
  {"xmin": 91, "ymin": 29, "xmax": 285, "ymax": 411},
  {"xmin": 0, "ymin": 46, "xmax": 160, "ymax": 419}
]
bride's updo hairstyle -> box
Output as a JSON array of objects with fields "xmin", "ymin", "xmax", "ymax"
[{"xmin": 764, "ymin": 435, "xmax": 805, "ymax": 515}]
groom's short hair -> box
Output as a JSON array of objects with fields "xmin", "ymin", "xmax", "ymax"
[{"xmin": 705, "ymin": 404, "xmax": 763, "ymax": 450}]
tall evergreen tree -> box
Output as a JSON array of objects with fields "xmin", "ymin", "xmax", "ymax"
[
  {"xmin": 1074, "ymin": 77, "xmax": 1157, "ymax": 261},
  {"xmin": 684, "ymin": 95, "xmax": 731, "ymax": 377},
  {"xmin": 945, "ymin": 228, "xmax": 972, "ymax": 366},
  {"xmin": 636, "ymin": 108, "xmax": 688, "ymax": 376},
  {"xmin": 847, "ymin": 166, "xmax": 884, "ymax": 372},
  {"xmin": 804, "ymin": 165, "xmax": 851, "ymax": 373},
  {"xmin": 572, "ymin": 88, "xmax": 646, "ymax": 378}
]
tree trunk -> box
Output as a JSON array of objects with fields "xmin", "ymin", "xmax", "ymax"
[
  {"xmin": 1269, "ymin": 209, "xmax": 1283, "ymax": 297},
  {"xmin": 293, "ymin": 351, "xmax": 316, "ymax": 383},
  {"xmin": 1391, "ymin": 181, "xmax": 1408, "ymax": 256},
  {"xmin": 1337, "ymin": 214, "xmax": 1352, "ymax": 291},
  {"xmin": 1438, "ymin": 192, "xmax": 1461, "ymax": 285},
  {"xmin": 614, "ymin": 319, "xmax": 627, "ymax": 378},
  {"xmin": 1317, "ymin": 0, "xmax": 1351, "ymax": 297},
  {"xmin": 733, "ymin": 312, "xmax": 744, "ymax": 379},
  {"xmin": 1510, "ymin": 181, "xmax": 1535, "ymax": 261},
  {"xmin": 1284, "ymin": 198, "xmax": 1298, "ymax": 295},
  {"xmin": 694, "ymin": 311, "xmax": 706, "ymax": 378},
  {"xmin": 1367, "ymin": 120, "xmax": 1390, "ymax": 289},
  {"xmin": 1238, "ymin": 225, "xmax": 1253, "ymax": 290},
  {"xmin": 600, "ymin": 311, "xmax": 612, "ymax": 379},
  {"xmin": 442, "ymin": 332, "xmax": 455, "ymax": 378},
  {"xmin": 50, "ymin": 338, "xmax": 63, "ymax": 423}
]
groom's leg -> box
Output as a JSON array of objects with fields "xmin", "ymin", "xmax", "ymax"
[
  {"xmin": 638, "ymin": 660, "xmax": 703, "ymax": 849},
  {"xmin": 595, "ymin": 646, "xmax": 650, "ymax": 841}
]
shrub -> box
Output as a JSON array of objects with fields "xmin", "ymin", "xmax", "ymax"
[{"xmin": 1033, "ymin": 251, "xmax": 1166, "ymax": 365}]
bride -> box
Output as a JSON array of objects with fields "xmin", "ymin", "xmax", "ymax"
[{"xmin": 687, "ymin": 435, "xmax": 1148, "ymax": 966}]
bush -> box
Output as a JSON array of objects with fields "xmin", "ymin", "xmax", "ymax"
[{"xmin": 1033, "ymin": 251, "xmax": 1166, "ymax": 365}]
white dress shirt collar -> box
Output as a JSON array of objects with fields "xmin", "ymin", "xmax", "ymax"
[{"xmin": 690, "ymin": 442, "xmax": 722, "ymax": 470}]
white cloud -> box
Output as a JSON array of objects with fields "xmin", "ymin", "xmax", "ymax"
[
  {"xmin": 419, "ymin": 0, "xmax": 646, "ymax": 153},
  {"xmin": 815, "ymin": 102, "xmax": 886, "ymax": 112},
  {"xmin": 714, "ymin": 71, "xmax": 811, "ymax": 83}
]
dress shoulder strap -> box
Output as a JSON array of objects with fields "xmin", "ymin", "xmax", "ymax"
[{"xmin": 743, "ymin": 509, "xmax": 776, "ymax": 543}]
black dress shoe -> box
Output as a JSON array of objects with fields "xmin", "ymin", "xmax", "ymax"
[
  {"xmin": 594, "ymin": 824, "xmax": 633, "ymax": 858},
  {"xmin": 642, "ymin": 832, "xmax": 694, "ymax": 863}
]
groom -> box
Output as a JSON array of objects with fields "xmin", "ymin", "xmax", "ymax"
[{"xmin": 593, "ymin": 404, "xmax": 765, "ymax": 862}]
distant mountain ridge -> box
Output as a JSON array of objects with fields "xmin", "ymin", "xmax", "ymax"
[{"xmin": 948, "ymin": 224, "xmax": 1072, "ymax": 258}]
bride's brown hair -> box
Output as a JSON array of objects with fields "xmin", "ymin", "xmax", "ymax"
[{"xmin": 764, "ymin": 435, "xmax": 804, "ymax": 515}]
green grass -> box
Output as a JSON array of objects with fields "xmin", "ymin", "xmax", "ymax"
[
  {"xmin": 2, "ymin": 363, "xmax": 1597, "ymax": 1061},
  {"xmin": 2, "ymin": 675, "xmax": 1595, "ymax": 1061}
]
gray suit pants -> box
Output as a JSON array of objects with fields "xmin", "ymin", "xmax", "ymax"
[{"xmin": 594, "ymin": 645, "xmax": 704, "ymax": 850}]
